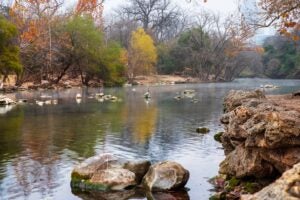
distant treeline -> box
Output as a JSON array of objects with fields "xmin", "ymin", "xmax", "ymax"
[{"xmin": 0, "ymin": 0, "xmax": 299, "ymax": 86}]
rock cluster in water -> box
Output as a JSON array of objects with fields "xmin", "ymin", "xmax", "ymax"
[{"xmin": 71, "ymin": 153, "xmax": 189, "ymax": 193}]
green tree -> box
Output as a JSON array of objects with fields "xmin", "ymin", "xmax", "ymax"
[
  {"xmin": 0, "ymin": 15, "xmax": 22, "ymax": 82},
  {"xmin": 62, "ymin": 16, "xmax": 125, "ymax": 86},
  {"xmin": 263, "ymin": 35, "xmax": 300, "ymax": 78},
  {"xmin": 169, "ymin": 28, "xmax": 212, "ymax": 79},
  {"xmin": 157, "ymin": 42, "xmax": 177, "ymax": 74},
  {"xmin": 128, "ymin": 28, "xmax": 157, "ymax": 80}
]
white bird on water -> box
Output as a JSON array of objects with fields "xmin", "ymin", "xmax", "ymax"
[
  {"xmin": 76, "ymin": 93, "xmax": 82, "ymax": 99},
  {"xmin": 144, "ymin": 88, "xmax": 151, "ymax": 99}
]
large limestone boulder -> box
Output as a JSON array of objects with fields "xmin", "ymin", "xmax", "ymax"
[
  {"xmin": 219, "ymin": 90, "xmax": 300, "ymax": 178},
  {"xmin": 142, "ymin": 161, "xmax": 189, "ymax": 191},
  {"xmin": 71, "ymin": 153, "xmax": 151, "ymax": 191},
  {"xmin": 242, "ymin": 162, "xmax": 300, "ymax": 200}
]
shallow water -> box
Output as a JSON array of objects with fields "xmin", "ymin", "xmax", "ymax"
[{"xmin": 0, "ymin": 78, "xmax": 299, "ymax": 200}]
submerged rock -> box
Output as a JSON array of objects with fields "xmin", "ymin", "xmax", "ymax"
[
  {"xmin": 71, "ymin": 153, "xmax": 150, "ymax": 191},
  {"xmin": 214, "ymin": 132, "xmax": 224, "ymax": 143},
  {"xmin": 196, "ymin": 127, "xmax": 210, "ymax": 134},
  {"xmin": 142, "ymin": 161, "xmax": 189, "ymax": 191},
  {"xmin": 242, "ymin": 163, "xmax": 300, "ymax": 200}
]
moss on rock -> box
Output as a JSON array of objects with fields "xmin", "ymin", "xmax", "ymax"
[{"xmin": 214, "ymin": 132, "xmax": 224, "ymax": 143}]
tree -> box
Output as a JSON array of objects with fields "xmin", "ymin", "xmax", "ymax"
[
  {"xmin": 262, "ymin": 34, "xmax": 300, "ymax": 78},
  {"xmin": 120, "ymin": 0, "xmax": 185, "ymax": 42},
  {"xmin": 76, "ymin": 0, "xmax": 104, "ymax": 27},
  {"xmin": 256, "ymin": 0, "xmax": 300, "ymax": 38},
  {"xmin": 0, "ymin": 15, "xmax": 22, "ymax": 82},
  {"xmin": 175, "ymin": 27, "xmax": 212, "ymax": 80},
  {"xmin": 10, "ymin": 0, "xmax": 63, "ymax": 82},
  {"xmin": 105, "ymin": 12, "xmax": 139, "ymax": 48},
  {"xmin": 156, "ymin": 10, "xmax": 258, "ymax": 81},
  {"xmin": 128, "ymin": 28, "xmax": 157, "ymax": 80},
  {"xmin": 61, "ymin": 16, "xmax": 125, "ymax": 86}
]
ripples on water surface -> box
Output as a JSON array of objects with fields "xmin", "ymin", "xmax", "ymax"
[{"xmin": 0, "ymin": 78, "xmax": 299, "ymax": 200}]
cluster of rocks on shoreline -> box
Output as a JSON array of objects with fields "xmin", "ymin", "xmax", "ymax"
[{"xmin": 211, "ymin": 90, "xmax": 300, "ymax": 199}]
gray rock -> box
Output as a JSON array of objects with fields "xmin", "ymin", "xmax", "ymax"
[
  {"xmin": 90, "ymin": 168, "xmax": 136, "ymax": 191},
  {"xmin": 142, "ymin": 161, "xmax": 189, "ymax": 191},
  {"xmin": 71, "ymin": 153, "xmax": 151, "ymax": 191}
]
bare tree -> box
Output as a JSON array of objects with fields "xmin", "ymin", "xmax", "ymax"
[
  {"xmin": 106, "ymin": 12, "xmax": 139, "ymax": 48},
  {"xmin": 120, "ymin": 0, "xmax": 186, "ymax": 41}
]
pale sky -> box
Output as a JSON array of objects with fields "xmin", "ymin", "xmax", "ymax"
[
  {"xmin": 103, "ymin": 0, "xmax": 238, "ymax": 16},
  {"xmin": 3, "ymin": 0, "xmax": 273, "ymax": 42},
  {"xmin": 102, "ymin": 0, "xmax": 274, "ymax": 43}
]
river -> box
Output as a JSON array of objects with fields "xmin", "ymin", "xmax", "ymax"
[{"xmin": 0, "ymin": 78, "xmax": 299, "ymax": 200}]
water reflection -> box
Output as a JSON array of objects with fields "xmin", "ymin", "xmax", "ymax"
[
  {"xmin": 72, "ymin": 189, "xmax": 137, "ymax": 200},
  {"xmin": 0, "ymin": 79, "xmax": 299, "ymax": 200},
  {"xmin": 72, "ymin": 188, "xmax": 190, "ymax": 200}
]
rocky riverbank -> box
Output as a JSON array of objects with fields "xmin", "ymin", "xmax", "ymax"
[
  {"xmin": 0, "ymin": 75, "xmax": 200, "ymax": 93},
  {"xmin": 211, "ymin": 90, "xmax": 300, "ymax": 199}
]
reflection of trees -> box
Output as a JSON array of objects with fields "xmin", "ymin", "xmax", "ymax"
[
  {"xmin": 0, "ymin": 85, "xmax": 229, "ymax": 199},
  {"xmin": 121, "ymin": 91, "xmax": 158, "ymax": 144},
  {"xmin": 0, "ymin": 108, "xmax": 24, "ymax": 182},
  {"xmin": 131, "ymin": 103, "xmax": 158, "ymax": 144}
]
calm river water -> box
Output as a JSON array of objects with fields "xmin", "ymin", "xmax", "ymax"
[{"xmin": 0, "ymin": 78, "xmax": 299, "ymax": 200}]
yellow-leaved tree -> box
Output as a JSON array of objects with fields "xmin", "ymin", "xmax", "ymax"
[{"xmin": 128, "ymin": 28, "xmax": 157, "ymax": 80}]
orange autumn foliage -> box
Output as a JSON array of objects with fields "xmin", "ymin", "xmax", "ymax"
[{"xmin": 76, "ymin": 0, "xmax": 104, "ymax": 27}]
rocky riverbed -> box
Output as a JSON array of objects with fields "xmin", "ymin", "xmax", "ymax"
[{"xmin": 211, "ymin": 90, "xmax": 300, "ymax": 199}]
